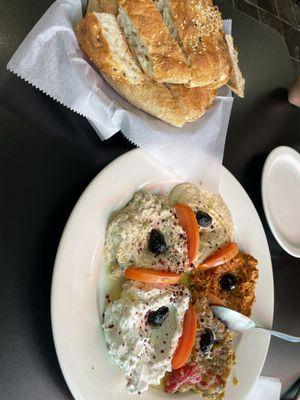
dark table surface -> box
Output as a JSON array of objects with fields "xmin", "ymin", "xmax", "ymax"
[{"xmin": 0, "ymin": 1, "xmax": 299, "ymax": 399}]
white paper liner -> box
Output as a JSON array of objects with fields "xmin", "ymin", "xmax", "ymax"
[
  {"xmin": 7, "ymin": 0, "xmax": 234, "ymax": 191},
  {"xmin": 247, "ymin": 376, "xmax": 281, "ymax": 400}
]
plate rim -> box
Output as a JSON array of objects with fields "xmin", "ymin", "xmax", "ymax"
[
  {"xmin": 261, "ymin": 145, "xmax": 300, "ymax": 258},
  {"xmin": 51, "ymin": 148, "xmax": 274, "ymax": 400}
]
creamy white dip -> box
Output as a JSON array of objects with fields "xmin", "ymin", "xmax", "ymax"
[
  {"xmin": 104, "ymin": 191, "xmax": 189, "ymax": 277},
  {"xmin": 103, "ymin": 281, "xmax": 190, "ymax": 394}
]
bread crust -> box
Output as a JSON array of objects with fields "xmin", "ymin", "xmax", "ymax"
[
  {"xmin": 167, "ymin": 84, "xmax": 216, "ymax": 122},
  {"xmin": 87, "ymin": 0, "xmax": 119, "ymax": 15},
  {"xmin": 118, "ymin": 0, "xmax": 191, "ymax": 84},
  {"xmin": 225, "ymin": 34, "xmax": 245, "ymax": 98},
  {"xmin": 76, "ymin": 13, "xmax": 186, "ymax": 126},
  {"xmin": 167, "ymin": 0, "xmax": 231, "ymax": 89},
  {"xmin": 76, "ymin": 13, "xmax": 137, "ymax": 84},
  {"xmin": 106, "ymin": 74, "xmax": 187, "ymax": 126}
]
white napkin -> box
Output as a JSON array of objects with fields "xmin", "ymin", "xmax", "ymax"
[
  {"xmin": 247, "ymin": 376, "xmax": 282, "ymax": 400},
  {"xmin": 7, "ymin": 0, "xmax": 234, "ymax": 191}
]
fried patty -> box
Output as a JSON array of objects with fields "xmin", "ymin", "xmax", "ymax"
[{"xmin": 191, "ymin": 252, "xmax": 259, "ymax": 317}]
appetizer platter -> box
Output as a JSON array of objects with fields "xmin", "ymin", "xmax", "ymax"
[{"xmin": 51, "ymin": 149, "xmax": 274, "ymax": 400}]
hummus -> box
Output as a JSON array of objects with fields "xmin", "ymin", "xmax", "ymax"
[
  {"xmin": 103, "ymin": 280, "xmax": 190, "ymax": 394},
  {"xmin": 169, "ymin": 183, "xmax": 233, "ymax": 265},
  {"xmin": 104, "ymin": 191, "xmax": 189, "ymax": 278}
]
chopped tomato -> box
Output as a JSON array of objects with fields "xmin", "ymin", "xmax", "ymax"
[
  {"xmin": 197, "ymin": 242, "xmax": 239, "ymax": 270},
  {"xmin": 124, "ymin": 267, "xmax": 181, "ymax": 284},
  {"xmin": 172, "ymin": 302, "xmax": 197, "ymax": 370},
  {"xmin": 165, "ymin": 364, "xmax": 202, "ymax": 393},
  {"xmin": 174, "ymin": 203, "xmax": 200, "ymax": 264}
]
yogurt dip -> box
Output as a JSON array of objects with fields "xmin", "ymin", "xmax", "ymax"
[
  {"xmin": 104, "ymin": 190, "xmax": 189, "ymax": 278},
  {"xmin": 103, "ymin": 280, "xmax": 190, "ymax": 394}
]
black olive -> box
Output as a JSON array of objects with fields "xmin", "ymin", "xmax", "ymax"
[
  {"xmin": 196, "ymin": 211, "xmax": 212, "ymax": 227},
  {"xmin": 147, "ymin": 306, "xmax": 169, "ymax": 327},
  {"xmin": 148, "ymin": 229, "xmax": 167, "ymax": 254},
  {"xmin": 220, "ymin": 273, "xmax": 237, "ymax": 291},
  {"xmin": 200, "ymin": 328, "xmax": 215, "ymax": 354}
]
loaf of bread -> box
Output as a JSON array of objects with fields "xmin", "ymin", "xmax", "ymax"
[
  {"xmin": 76, "ymin": 0, "xmax": 244, "ymax": 126},
  {"xmin": 76, "ymin": 12, "xmax": 217, "ymax": 126}
]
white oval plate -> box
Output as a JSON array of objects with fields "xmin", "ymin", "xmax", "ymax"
[
  {"xmin": 51, "ymin": 149, "xmax": 273, "ymax": 400},
  {"xmin": 262, "ymin": 146, "xmax": 300, "ymax": 258}
]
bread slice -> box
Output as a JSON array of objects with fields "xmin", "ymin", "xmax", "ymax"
[
  {"xmin": 76, "ymin": 12, "xmax": 186, "ymax": 126},
  {"xmin": 167, "ymin": 85, "xmax": 216, "ymax": 122},
  {"xmin": 77, "ymin": 12, "xmax": 143, "ymax": 85},
  {"xmin": 117, "ymin": 0, "xmax": 190, "ymax": 84},
  {"xmin": 225, "ymin": 34, "xmax": 245, "ymax": 98},
  {"xmin": 87, "ymin": 0, "xmax": 119, "ymax": 15},
  {"xmin": 154, "ymin": 0, "xmax": 232, "ymax": 89},
  {"xmin": 191, "ymin": 252, "xmax": 259, "ymax": 317}
]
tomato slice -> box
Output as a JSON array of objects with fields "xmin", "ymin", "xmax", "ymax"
[
  {"xmin": 172, "ymin": 302, "xmax": 197, "ymax": 370},
  {"xmin": 197, "ymin": 242, "xmax": 238, "ymax": 270},
  {"xmin": 174, "ymin": 203, "xmax": 200, "ymax": 264},
  {"xmin": 124, "ymin": 267, "xmax": 181, "ymax": 284}
]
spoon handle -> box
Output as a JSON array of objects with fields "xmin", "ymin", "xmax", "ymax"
[{"xmin": 256, "ymin": 327, "xmax": 300, "ymax": 343}]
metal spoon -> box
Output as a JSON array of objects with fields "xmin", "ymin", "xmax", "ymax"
[{"xmin": 211, "ymin": 306, "xmax": 300, "ymax": 343}]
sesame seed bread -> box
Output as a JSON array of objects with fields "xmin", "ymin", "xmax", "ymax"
[
  {"xmin": 77, "ymin": 12, "xmax": 220, "ymax": 126},
  {"xmin": 117, "ymin": 0, "xmax": 191, "ymax": 84},
  {"xmin": 154, "ymin": 0, "xmax": 232, "ymax": 89},
  {"xmin": 76, "ymin": 12, "xmax": 186, "ymax": 126},
  {"xmin": 79, "ymin": 0, "xmax": 244, "ymax": 126}
]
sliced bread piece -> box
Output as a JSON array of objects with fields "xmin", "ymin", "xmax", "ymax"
[
  {"xmin": 117, "ymin": 0, "xmax": 190, "ymax": 84},
  {"xmin": 225, "ymin": 34, "xmax": 245, "ymax": 98},
  {"xmin": 154, "ymin": 0, "xmax": 232, "ymax": 89},
  {"xmin": 77, "ymin": 12, "xmax": 143, "ymax": 84},
  {"xmin": 76, "ymin": 12, "xmax": 186, "ymax": 126}
]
